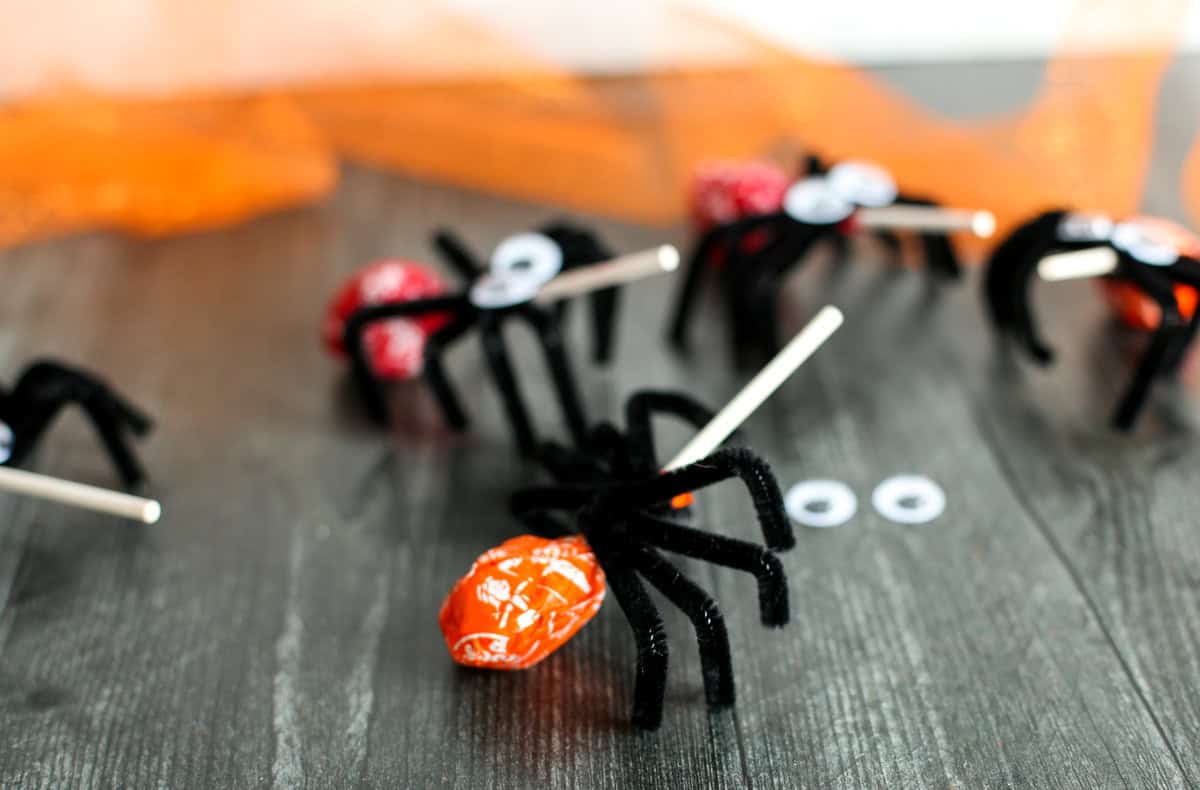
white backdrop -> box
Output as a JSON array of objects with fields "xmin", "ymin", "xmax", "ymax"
[{"xmin": 2, "ymin": 0, "xmax": 1197, "ymax": 100}]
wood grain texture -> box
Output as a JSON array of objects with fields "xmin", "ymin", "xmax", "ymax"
[{"xmin": 2, "ymin": 59, "xmax": 1200, "ymax": 788}]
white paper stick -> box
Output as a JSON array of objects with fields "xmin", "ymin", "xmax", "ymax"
[
  {"xmin": 856, "ymin": 206, "xmax": 996, "ymax": 238},
  {"xmin": 1037, "ymin": 247, "xmax": 1119, "ymax": 281},
  {"xmin": 663, "ymin": 305, "xmax": 844, "ymax": 471},
  {"xmin": 0, "ymin": 466, "xmax": 161, "ymax": 524},
  {"xmin": 533, "ymin": 245, "xmax": 680, "ymax": 305}
]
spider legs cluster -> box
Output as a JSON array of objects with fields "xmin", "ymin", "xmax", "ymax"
[
  {"xmin": 509, "ymin": 390, "xmax": 794, "ymax": 729},
  {"xmin": 0, "ymin": 359, "xmax": 154, "ymax": 485}
]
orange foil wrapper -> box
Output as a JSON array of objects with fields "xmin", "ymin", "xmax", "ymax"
[{"xmin": 439, "ymin": 534, "xmax": 606, "ymax": 670}]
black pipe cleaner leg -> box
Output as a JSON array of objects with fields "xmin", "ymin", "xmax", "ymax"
[
  {"xmin": 591, "ymin": 538, "xmax": 671, "ymax": 730},
  {"xmin": 624, "ymin": 391, "xmax": 717, "ymax": 475},
  {"xmin": 614, "ymin": 447, "xmax": 793, "ymax": 551},
  {"xmin": 421, "ymin": 317, "xmax": 475, "ymax": 430},
  {"xmin": 518, "ymin": 306, "xmax": 589, "ymax": 447},
  {"xmin": 432, "ymin": 228, "xmax": 483, "ymax": 281},
  {"xmin": 1111, "ymin": 270, "xmax": 1188, "ymax": 430},
  {"xmin": 478, "ymin": 313, "xmax": 538, "ymax": 455},
  {"xmin": 629, "ymin": 544, "xmax": 735, "ymax": 709},
  {"xmin": 10, "ymin": 361, "xmax": 152, "ymax": 485},
  {"xmin": 343, "ymin": 296, "xmax": 467, "ymax": 424},
  {"xmin": 632, "ymin": 513, "xmax": 788, "ymax": 626},
  {"xmin": 589, "ymin": 287, "xmax": 619, "ymax": 364},
  {"xmin": 668, "ymin": 216, "xmax": 774, "ymax": 350}
]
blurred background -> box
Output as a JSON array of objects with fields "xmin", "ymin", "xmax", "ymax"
[{"xmin": 1, "ymin": 0, "xmax": 1197, "ymax": 247}]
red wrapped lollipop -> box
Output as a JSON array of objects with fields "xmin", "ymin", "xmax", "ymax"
[{"xmin": 322, "ymin": 260, "xmax": 451, "ymax": 379}]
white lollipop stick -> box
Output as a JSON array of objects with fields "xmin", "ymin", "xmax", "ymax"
[
  {"xmin": 664, "ymin": 305, "xmax": 844, "ymax": 471},
  {"xmin": 1037, "ymin": 247, "xmax": 1119, "ymax": 281},
  {"xmin": 0, "ymin": 466, "xmax": 161, "ymax": 524},
  {"xmin": 534, "ymin": 245, "xmax": 680, "ymax": 305},
  {"xmin": 856, "ymin": 206, "xmax": 996, "ymax": 238}
]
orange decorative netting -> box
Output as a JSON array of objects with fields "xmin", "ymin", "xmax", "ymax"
[{"xmin": 0, "ymin": 1, "xmax": 1193, "ymax": 248}]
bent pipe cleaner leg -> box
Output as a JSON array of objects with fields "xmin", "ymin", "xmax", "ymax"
[
  {"xmin": 920, "ymin": 232, "xmax": 961, "ymax": 280},
  {"xmin": 478, "ymin": 313, "xmax": 538, "ymax": 456},
  {"xmin": 517, "ymin": 306, "xmax": 589, "ymax": 448},
  {"xmin": 743, "ymin": 228, "xmax": 826, "ymax": 363},
  {"xmin": 982, "ymin": 211, "xmax": 1066, "ymax": 362},
  {"xmin": 1111, "ymin": 268, "xmax": 1188, "ymax": 430},
  {"xmin": 668, "ymin": 228, "xmax": 724, "ymax": 351},
  {"xmin": 629, "ymin": 544, "xmax": 735, "ymax": 709},
  {"xmin": 342, "ymin": 297, "xmax": 467, "ymax": 424},
  {"xmin": 432, "ymin": 228, "xmax": 483, "ymax": 281},
  {"xmin": 6, "ymin": 367, "xmax": 146, "ymax": 483},
  {"xmin": 614, "ymin": 448, "xmax": 793, "ymax": 552},
  {"xmin": 1159, "ymin": 259, "xmax": 1200, "ymax": 375},
  {"xmin": 421, "ymin": 317, "xmax": 476, "ymax": 430},
  {"xmin": 624, "ymin": 390, "xmax": 718, "ymax": 475},
  {"xmin": 589, "ymin": 286, "xmax": 620, "ymax": 364},
  {"xmin": 668, "ymin": 215, "xmax": 775, "ymax": 351},
  {"xmin": 895, "ymin": 196, "xmax": 962, "ymax": 280},
  {"xmin": 590, "ymin": 538, "xmax": 670, "ymax": 730},
  {"xmin": 633, "ymin": 513, "xmax": 788, "ymax": 626},
  {"xmin": 78, "ymin": 400, "xmax": 146, "ymax": 485},
  {"xmin": 16, "ymin": 361, "xmax": 156, "ymax": 438}
]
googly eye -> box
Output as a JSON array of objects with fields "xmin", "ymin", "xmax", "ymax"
[
  {"xmin": 871, "ymin": 475, "xmax": 945, "ymax": 525},
  {"xmin": 490, "ymin": 233, "xmax": 563, "ymax": 288},
  {"xmin": 783, "ymin": 177, "xmax": 855, "ymax": 226},
  {"xmin": 468, "ymin": 272, "xmax": 542, "ymax": 309},
  {"xmin": 0, "ymin": 420, "xmax": 12, "ymax": 465},
  {"xmin": 784, "ymin": 479, "xmax": 857, "ymax": 528},
  {"xmin": 1057, "ymin": 212, "xmax": 1114, "ymax": 243},
  {"xmin": 827, "ymin": 161, "xmax": 898, "ymax": 208},
  {"xmin": 1111, "ymin": 221, "xmax": 1179, "ymax": 266}
]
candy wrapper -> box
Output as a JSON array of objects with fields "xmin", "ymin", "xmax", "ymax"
[{"xmin": 440, "ymin": 535, "xmax": 606, "ymax": 670}]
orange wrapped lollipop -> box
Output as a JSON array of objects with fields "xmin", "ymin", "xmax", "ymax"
[{"xmin": 439, "ymin": 535, "xmax": 606, "ymax": 670}]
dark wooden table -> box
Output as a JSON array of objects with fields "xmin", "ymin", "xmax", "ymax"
[{"xmin": 2, "ymin": 60, "xmax": 1200, "ymax": 788}]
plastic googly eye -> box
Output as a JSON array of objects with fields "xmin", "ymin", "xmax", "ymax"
[
  {"xmin": 468, "ymin": 272, "xmax": 542, "ymax": 309},
  {"xmin": 871, "ymin": 475, "xmax": 945, "ymax": 525},
  {"xmin": 1111, "ymin": 221, "xmax": 1179, "ymax": 266},
  {"xmin": 827, "ymin": 161, "xmax": 898, "ymax": 208},
  {"xmin": 0, "ymin": 420, "xmax": 12, "ymax": 465},
  {"xmin": 783, "ymin": 177, "xmax": 856, "ymax": 226},
  {"xmin": 490, "ymin": 232, "xmax": 563, "ymax": 287},
  {"xmin": 1057, "ymin": 212, "xmax": 1114, "ymax": 243},
  {"xmin": 784, "ymin": 479, "xmax": 857, "ymax": 528}
]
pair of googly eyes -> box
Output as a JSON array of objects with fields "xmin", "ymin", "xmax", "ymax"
[
  {"xmin": 1057, "ymin": 213, "xmax": 1179, "ymax": 267},
  {"xmin": 0, "ymin": 420, "xmax": 12, "ymax": 465},
  {"xmin": 468, "ymin": 233, "xmax": 564, "ymax": 309},
  {"xmin": 783, "ymin": 161, "xmax": 899, "ymax": 226},
  {"xmin": 784, "ymin": 475, "xmax": 946, "ymax": 528}
]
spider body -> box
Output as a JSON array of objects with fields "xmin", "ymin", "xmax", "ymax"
[
  {"xmin": 508, "ymin": 390, "xmax": 793, "ymax": 729},
  {"xmin": 984, "ymin": 210, "xmax": 1200, "ymax": 429},
  {"xmin": 0, "ymin": 359, "xmax": 153, "ymax": 486},
  {"xmin": 343, "ymin": 221, "xmax": 622, "ymax": 455},
  {"xmin": 670, "ymin": 157, "xmax": 962, "ymax": 366}
]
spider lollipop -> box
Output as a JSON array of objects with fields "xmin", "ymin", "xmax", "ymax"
[
  {"xmin": 1, "ymin": 359, "xmax": 153, "ymax": 486},
  {"xmin": 440, "ymin": 308, "xmax": 843, "ymax": 729},
  {"xmin": 984, "ymin": 210, "xmax": 1200, "ymax": 429},
  {"xmin": 337, "ymin": 222, "xmax": 678, "ymax": 455},
  {"xmin": 0, "ymin": 359, "xmax": 159, "ymax": 523},
  {"xmin": 670, "ymin": 157, "xmax": 994, "ymax": 365}
]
